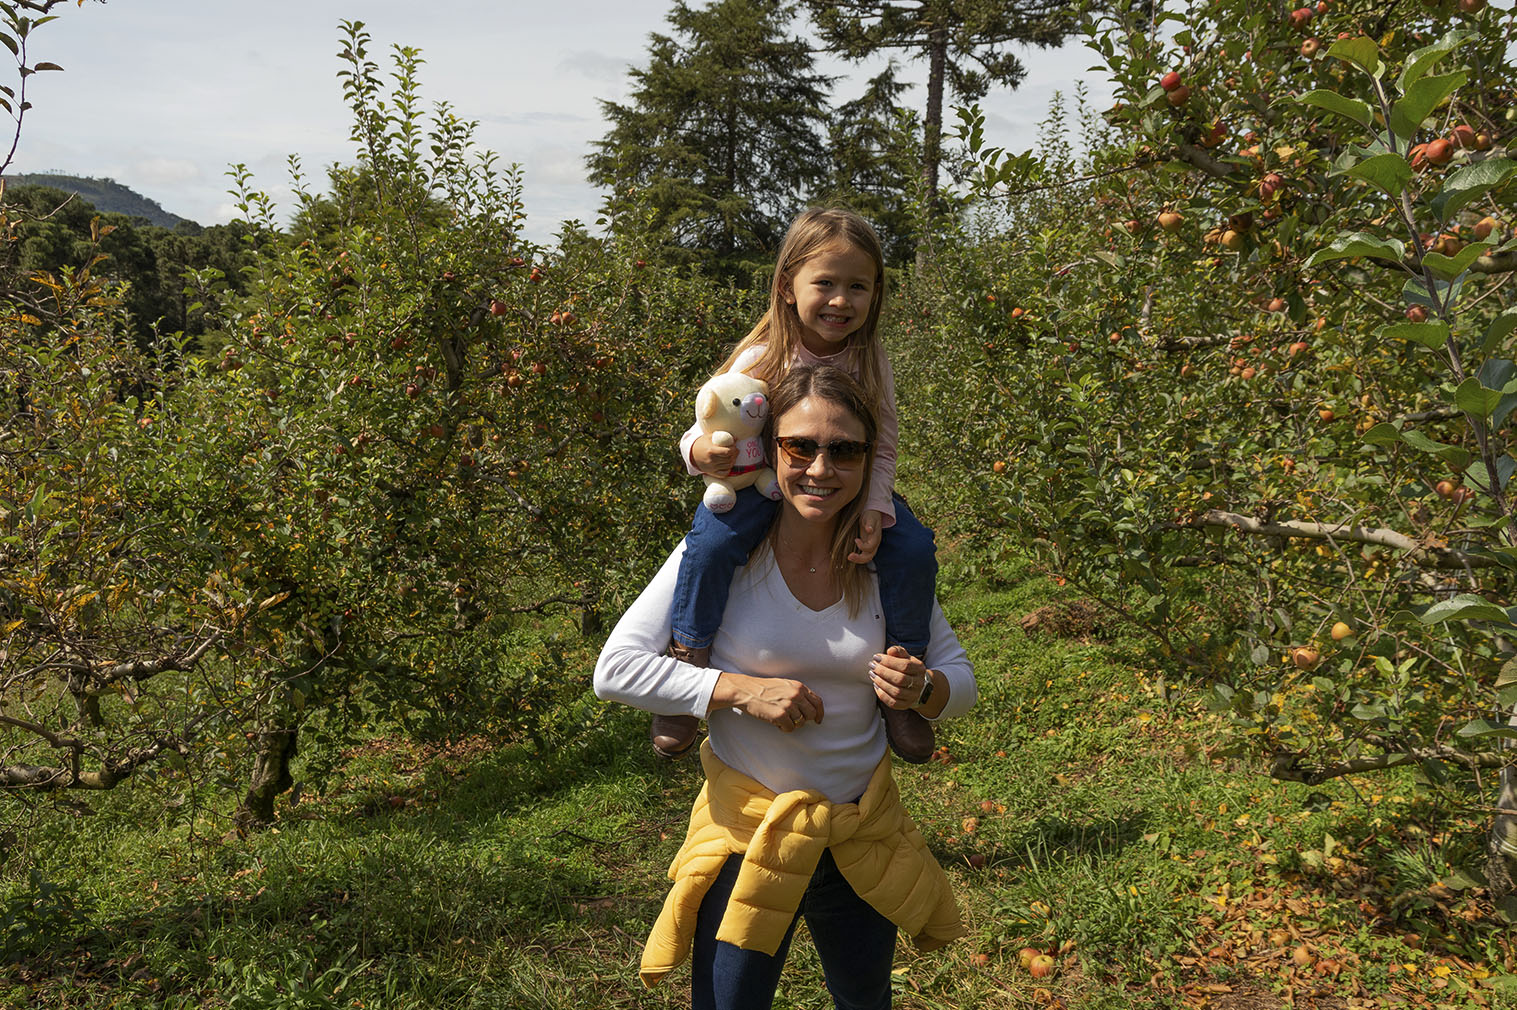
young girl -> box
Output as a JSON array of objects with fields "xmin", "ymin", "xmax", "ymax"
[{"xmin": 650, "ymin": 207, "xmax": 941, "ymax": 764}]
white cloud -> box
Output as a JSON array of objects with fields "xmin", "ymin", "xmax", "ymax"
[
  {"xmin": 130, "ymin": 157, "xmax": 200, "ymax": 186},
  {"xmin": 556, "ymin": 50, "xmax": 633, "ymax": 85}
]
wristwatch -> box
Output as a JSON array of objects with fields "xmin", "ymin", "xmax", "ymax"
[{"xmin": 912, "ymin": 671, "xmax": 935, "ymax": 710}]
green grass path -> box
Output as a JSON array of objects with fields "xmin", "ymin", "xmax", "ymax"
[{"xmin": 4, "ymin": 552, "xmax": 1512, "ymax": 1009}]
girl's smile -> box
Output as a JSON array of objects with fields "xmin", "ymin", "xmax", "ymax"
[{"xmin": 784, "ymin": 242, "xmax": 878, "ymax": 357}]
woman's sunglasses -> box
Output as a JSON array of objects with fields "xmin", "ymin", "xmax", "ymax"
[{"xmin": 775, "ymin": 436, "xmax": 872, "ymax": 468}]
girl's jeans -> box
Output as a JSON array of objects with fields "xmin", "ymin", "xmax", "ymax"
[
  {"xmin": 670, "ymin": 489, "xmax": 938, "ymax": 658},
  {"xmin": 692, "ymin": 849, "xmax": 896, "ymax": 1010}
]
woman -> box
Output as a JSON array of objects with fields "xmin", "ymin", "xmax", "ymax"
[{"xmin": 594, "ymin": 364, "xmax": 977, "ymax": 1010}]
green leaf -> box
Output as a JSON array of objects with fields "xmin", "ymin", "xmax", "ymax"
[
  {"xmin": 1431, "ymin": 157, "xmax": 1517, "ymax": 222},
  {"xmin": 1339, "ymin": 152, "xmax": 1412, "ymax": 196},
  {"xmin": 1455, "ymin": 718, "xmax": 1517, "ymax": 739},
  {"xmin": 1399, "ymin": 429, "xmax": 1471, "ymax": 468},
  {"xmin": 1397, "ymin": 28, "xmax": 1477, "ymax": 91},
  {"xmin": 1361, "ymin": 421, "xmax": 1403, "ymax": 446},
  {"xmin": 1294, "ymin": 89, "xmax": 1373, "ymax": 130},
  {"xmin": 1376, "ymin": 320, "xmax": 1448, "ymax": 348},
  {"xmin": 1485, "ymin": 309, "xmax": 1517, "ymax": 355},
  {"xmin": 1389, "ymin": 72, "xmax": 1467, "ymax": 141},
  {"xmin": 1328, "ymin": 36, "xmax": 1383, "ymax": 78},
  {"xmin": 1420, "ymin": 594, "xmax": 1511, "ymax": 625},
  {"xmin": 1421, "ymin": 241, "xmax": 1494, "ymax": 281},
  {"xmin": 1453, "ymin": 376, "xmax": 1503, "ymax": 417},
  {"xmin": 1305, "ymin": 232, "xmax": 1405, "ymax": 267}
]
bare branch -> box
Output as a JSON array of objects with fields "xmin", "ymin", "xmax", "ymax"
[
  {"xmin": 1175, "ymin": 509, "xmax": 1499, "ymax": 570},
  {"xmin": 1272, "ymin": 745, "xmax": 1513, "ymax": 786}
]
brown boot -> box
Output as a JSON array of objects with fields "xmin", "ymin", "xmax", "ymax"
[
  {"xmin": 878, "ymin": 700, "xmax": 935, "ymax": 764},
  {"xmin": 650, "ymin": 642, "xmax": 708, "ymax": 759}
]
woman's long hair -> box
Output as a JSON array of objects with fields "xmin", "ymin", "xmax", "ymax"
[
  {"xmin": 718, "ymin": 207, "xmax": 888, "ymax": 411},
  {"xmin": 760, "ymin": 364, "xmax": 879, "ymax": 617}
]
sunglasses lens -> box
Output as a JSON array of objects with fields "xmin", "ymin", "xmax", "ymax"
[{"xmin": 778, "ymin": 438, "xmax": 869, "ymax": 465}]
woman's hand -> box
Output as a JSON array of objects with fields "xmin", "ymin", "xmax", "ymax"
[
  {"xmin": 847, "ymin": 509, "xmax": 884, "ymax": 564},
  {"xmin": 692, "ymin": 433, "xmax": 738, "ymax": 477},
  {"xmin": 870, "ymin": 645, "xmax": 930, "ymax": 711},
  {"xmin": 709, "ymin": 672, "xmax": 825, "ymax": 731}
]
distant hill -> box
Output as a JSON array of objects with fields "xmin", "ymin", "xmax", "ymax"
[{"xmin": 2, "ymin": 172, "xmax": 192, "ymax": 229}]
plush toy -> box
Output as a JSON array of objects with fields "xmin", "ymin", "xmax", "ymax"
[{"xmin": 695, "ymin": 371, "xmax": 781, "ymax": 513}]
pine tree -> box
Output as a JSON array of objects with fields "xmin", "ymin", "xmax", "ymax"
[
  {"xmin": 587, "ymin": 0, "xmax": 832, "ymax": 270},
  {"xmin": 817, "ymin": 65, "xmax": 922, "ymax": 268},
  {"xmin": 801, "ymin": 1, "xmax": 1082, "ymax": 255}
]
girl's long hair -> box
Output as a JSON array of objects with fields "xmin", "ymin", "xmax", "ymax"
[
  {"xmin": 718, "ymin": 207, "xmax": 888, "ymax": 411},
  {"xmin": 760, "ymin": 364, "xmax": 879, "ymax": 617}
]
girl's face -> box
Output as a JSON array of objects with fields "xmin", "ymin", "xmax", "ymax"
[
  {"xmin": 782, "ymin": 241, "xmax": 878, "ymax": 357},
  {"xmin": 773, "ymin": 394, "xmax": 869, "ymax": 527}
]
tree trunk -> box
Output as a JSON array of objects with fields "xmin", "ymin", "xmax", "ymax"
[
  {"xmin": 915, "ymin": 23, "xmax": 948, "ymax": 275},
  {"xmin": 1486, "ymin": 706, "xmax": 1517, "ymax": 896},
  {"xmin": 234, "ymin": 725, "xmax": 297, "ymax": 829}
]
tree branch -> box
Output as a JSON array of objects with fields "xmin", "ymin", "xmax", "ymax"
[
  {"xmin": 1174, "ymin": 509, "xmax": 1498, "ymax": 570},
  {"xmin": 1271, "ymin": 744, "xmax": 1513, "ymax": 786}
]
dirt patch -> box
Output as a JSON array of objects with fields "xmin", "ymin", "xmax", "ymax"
[{"xmin": 1019, "ymin": 600, "xmax": 1108, "ymax": 641}]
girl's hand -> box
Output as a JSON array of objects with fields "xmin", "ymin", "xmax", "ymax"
[
  {"xmin": 710, "ymin": 672, "xmax": 824, "ymax": 731},
  {"xmin": 848, "ymin": 509, "xmax": 884, "ymax": 564},
  {"xmin": 692, "ymin": 433, "xmax": 738, "ymax": 477},
  {"xmin": 870, "ymin": 646, "xmax": 928, "ymax": 711}
]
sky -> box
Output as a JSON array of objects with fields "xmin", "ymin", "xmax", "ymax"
[{"xmin": 3, "ymin": 0, "xmax": 1115, "ymax": 244}]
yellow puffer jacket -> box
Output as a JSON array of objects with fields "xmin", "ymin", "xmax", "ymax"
[{"xmin": 640, "ymin": 740, "xmax": 966, "ymax": 987}]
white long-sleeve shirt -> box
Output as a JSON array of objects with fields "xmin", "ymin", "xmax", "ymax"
[
  {"xmin": 594, "ymin": 541, "xmax": 977, "ymax": 803},
  {"xmin": 678, "ymin": 343, "xmax": 902, "ymax": 525}
]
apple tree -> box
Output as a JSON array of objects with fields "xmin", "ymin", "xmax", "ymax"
[{"xmin": 901, "ymin": 0, "xmax": 1517, "ymax": 896}]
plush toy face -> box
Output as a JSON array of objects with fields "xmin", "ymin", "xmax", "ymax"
[{"xmin": 695, "ymin": 372, "xmax": 771, "ymax": 439}]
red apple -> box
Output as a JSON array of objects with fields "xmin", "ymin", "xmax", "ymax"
[
  {"xmin": 1018, "ymin": 947, "xmax": 1043, "ymax": 970},
  {"xmin": 1474, "ymin": 216, "xmax": 1498, "ymax": 240},
  {"xmin": 490, "ymin": 299, "xmax": 507, "ymax": 316},
  {"xmin": 1300, "ymin": 37, "xmax": 1321, "ymax": 57},
  {"xmin": 1436, "ymin": 479, "xmax": 1458, "ymax": 499},
  {"xmin": 1425, "ymin": 138, "xmax": 1454, "ymax": 166},
  {"xmin": 1160, "ymin": 71, "xmax": 1183, "ymax": 92},
  {"xmin": 1288, "ymin": 7, "xmax": 1314, "ymax": 30},
  {"xmin": 1165, "ymin": 84, "xmax": 1191, "ymax": 106},
  {"xmin": 1029, "ymin": 954, "xmax": 1057, "ymax": 978},
  {"xmin": 1405, "ymin": 305, "xmax": 1430, "ymax": 323},
  {"xmin": 1449, "ymin": 124, "xmax": 1478, "ymax": 149}
]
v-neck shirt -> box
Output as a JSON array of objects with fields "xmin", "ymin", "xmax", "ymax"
[{"xmin": 595, "ymin": 539, "xmax": 976, "ymax": 803}]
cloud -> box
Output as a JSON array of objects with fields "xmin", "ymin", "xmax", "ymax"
[
  {"xmin": 556, "ymin": 50, "xmax": 633, "ymax": 84},
  {"xmin": 130, "ymin": 157, "xmax": 201, "ymax": 186},
  {"xmin": 527, "ymin": 144, "xmax": 591, "ymax": 186}
]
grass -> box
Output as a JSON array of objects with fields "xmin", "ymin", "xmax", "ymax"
[{"xmin": 4, "ymin": 545, "xmax": 1515, "ymax": 1009}]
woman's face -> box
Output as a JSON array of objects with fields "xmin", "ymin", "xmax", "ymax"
[{"xmin": 772, "ymin": 394, "xmax": 869, "ymax": 526}]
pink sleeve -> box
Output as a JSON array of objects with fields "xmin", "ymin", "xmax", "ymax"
[
  {"xmin": 678, "ymin": 345, "xmax": 767, "ymax": 474},
  {"xmin": 866, "ymin": 353, "xmax": 899, "ymax": 525}
]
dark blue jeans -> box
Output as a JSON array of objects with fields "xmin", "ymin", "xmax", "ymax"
[
  {"xmin": 692, "ymin": 849, "xmax": 897, "ymax": 1010},
  {"xmin": 670, "ymin": 489, "xmax": 938, "ymax": 657}
]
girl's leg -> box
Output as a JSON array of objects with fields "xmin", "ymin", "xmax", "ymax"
[
  {"xmin": 692, "ymin": 853, "xmax": 802, "ymax": 1010},
  {"xmin": 670, "ymin": 488, "xmax": 781, "ymax": 650},
  {"xmin": 654, "ymin": 488, "xmax": 779, "ymax": 758},
  {"xmin": 802, "ymin": 850, "xmax": 897, "ymax": 1010},
  {"xmin": 870, "ymin": 497, "xmax": 939, "ymax": 764},
  {"xmin": 871, "ymin": 497, "xmax": 938, "ymax": 658}
]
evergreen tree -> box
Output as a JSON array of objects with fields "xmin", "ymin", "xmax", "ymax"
[
  {"xmin": 801, "ymin": 1, "xmax": 1083, "ymax": 245},
  {"xmin": 817, "ymin": 65, "xmax": 922, "ymax": 268},
  {"xmin": 587, "ymin": 0, "xmax": 832, "ymax": 270}
]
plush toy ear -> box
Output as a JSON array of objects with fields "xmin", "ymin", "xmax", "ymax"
[{"xmin": 697, "ymin": 388, "xmax": 719, "ymax": 421}]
